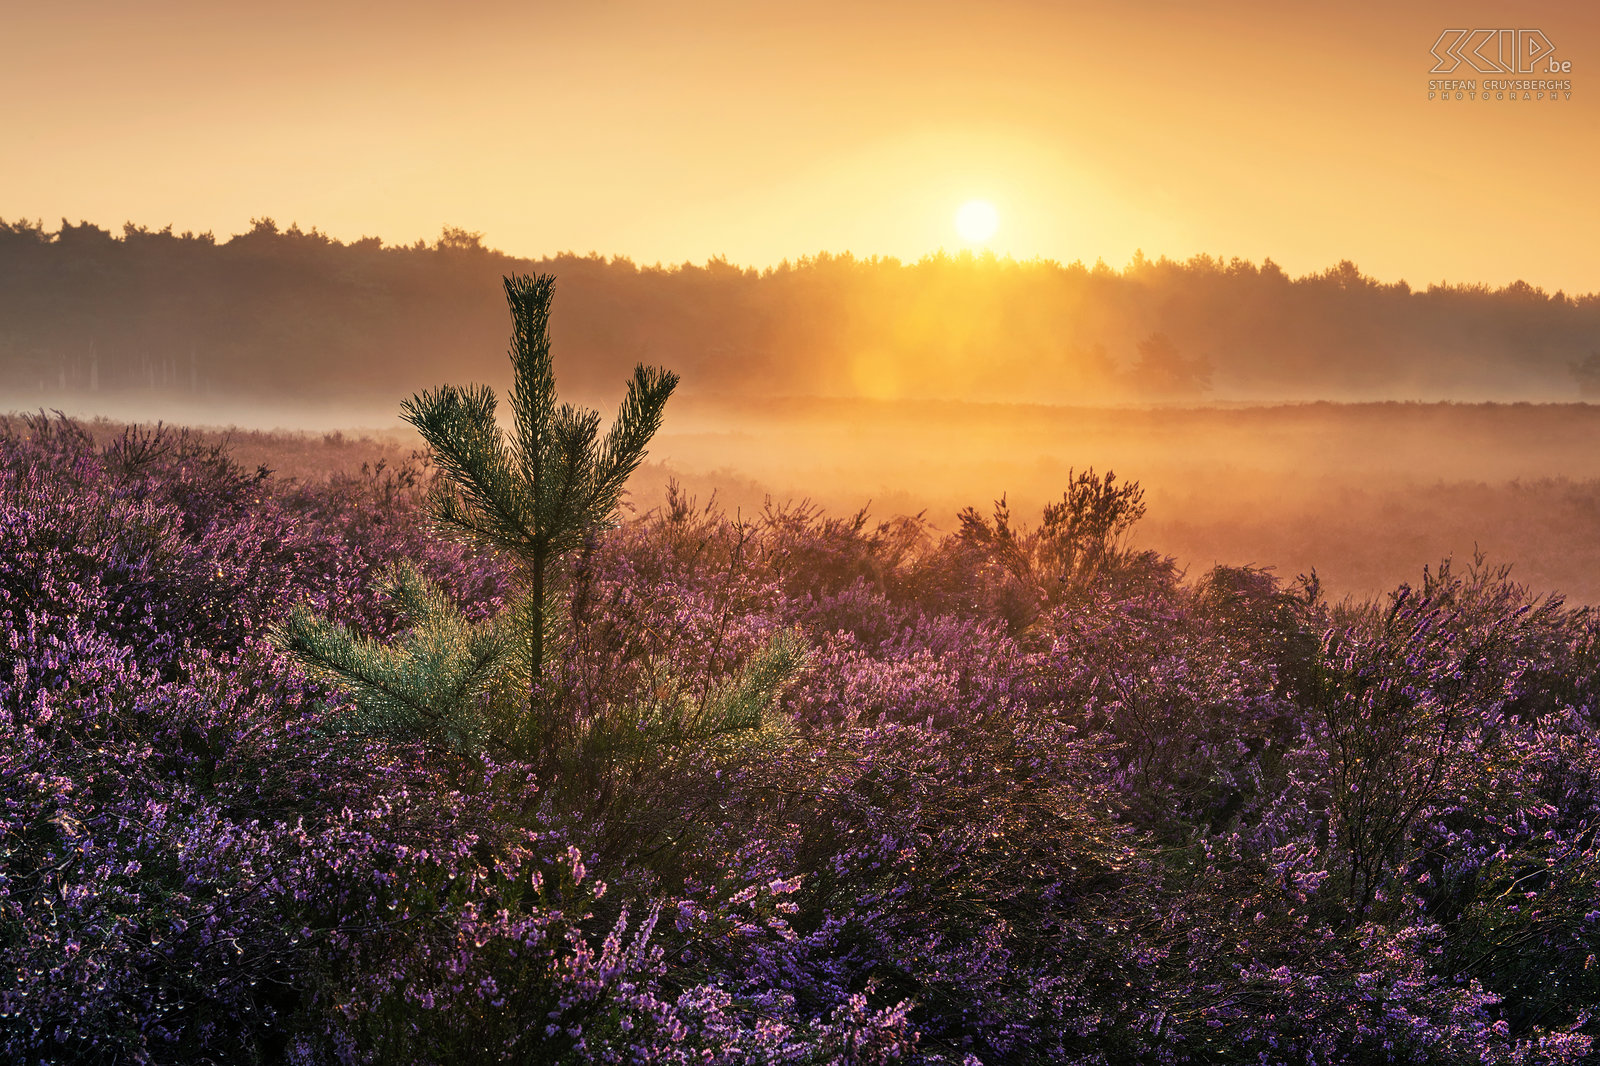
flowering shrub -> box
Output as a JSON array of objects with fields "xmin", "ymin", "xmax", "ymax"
[{"xmin": 2, "ymin": 412, "xmax": 1598, "ymax": 1063}]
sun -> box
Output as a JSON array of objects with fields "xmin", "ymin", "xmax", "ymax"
[{"xmin": 954, "ymin": 199, "xmax": 999, "ymax": 244}]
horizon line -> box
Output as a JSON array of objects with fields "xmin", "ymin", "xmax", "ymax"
[{"xmin": 6, "ymin": 213, "xmax": 1595, "ymax": 299}]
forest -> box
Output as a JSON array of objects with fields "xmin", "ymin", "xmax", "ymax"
[
  {"xmin": 2, "ymin": 217, "xmax": 1598, "ymax": 408},
  {"xmin": 4, "ymin": 270, "xmax": 1600, "ymax": 1063}
]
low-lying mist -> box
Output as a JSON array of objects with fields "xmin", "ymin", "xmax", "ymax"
[
  {"xmin": 644, "ymin": 398, "xmax": 1600, "ymax": 605},
  {"xmin": 21, "ymin": 398, "xmax": 1600, "ymax": 605}
]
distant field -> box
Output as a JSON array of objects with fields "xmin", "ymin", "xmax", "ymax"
[
  {"xmin": 645, "ymin": 398, "xmax": 1600, "ymax": 605},
  {"xmin": 20, "ymin": 399, "xmax": 1600, "ymax": 604}
]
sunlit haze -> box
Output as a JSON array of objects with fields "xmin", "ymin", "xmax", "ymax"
[
  {"xmin": 3, "ymin": 0, "xmax": 1595, "ymax": 290},
  {"xmin": 955, "ymin": 200, "xmax": 1000, "ymax": 244}
]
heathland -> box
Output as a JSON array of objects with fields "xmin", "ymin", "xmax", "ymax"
[{"xmin": 5, "ymin": 222, "xmax": 1600, "ymax": 1062}]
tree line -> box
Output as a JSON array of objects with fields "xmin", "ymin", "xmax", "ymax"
[{"xmin": 1, "ymin": 215, "xmax": 1596, "ymax": 405}]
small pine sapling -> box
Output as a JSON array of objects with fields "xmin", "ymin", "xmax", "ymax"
[{"xmin": 277, "ymin": 274, "xmax": 678, "ymax": 764}]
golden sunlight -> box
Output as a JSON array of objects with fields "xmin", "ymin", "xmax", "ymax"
[{"xmin": 954, "ymin": 200, "xmax": 999, "ymax": 244}]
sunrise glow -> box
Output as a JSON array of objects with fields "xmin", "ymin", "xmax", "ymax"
[
  {"xmin": 2, "ymin": 2, "xmax": 1593, "ymax": 288},
  {"xmin": 954, "ymin": 200, "xmax": 1000, "ymax": 245}
]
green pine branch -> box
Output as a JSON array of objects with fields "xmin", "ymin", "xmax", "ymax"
[{"xmin": 273, "ymin": 563, "xmax": 513, "ymax": 752}]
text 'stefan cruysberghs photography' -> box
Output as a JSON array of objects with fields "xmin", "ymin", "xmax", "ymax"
[{"xmin": 2, "ymin": 2, "xmax": 1599, "ymax": 1062}]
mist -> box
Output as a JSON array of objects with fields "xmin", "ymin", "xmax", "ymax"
[{"xmin": 28, "ymin": 395, "xmax": 1600, "ymax": 607}]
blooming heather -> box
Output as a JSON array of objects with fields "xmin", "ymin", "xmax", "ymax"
[{"xmin": 1, "ymin": 413, "xmax": 1597, "ymax": 1063}]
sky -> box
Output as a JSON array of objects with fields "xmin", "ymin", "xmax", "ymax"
[{"xmin": 6, "ymin": 0, "xmax": 1597, "ymax": 291}]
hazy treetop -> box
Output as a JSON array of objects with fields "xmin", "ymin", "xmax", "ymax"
[{"xmin": 1, "ymin": 217, "xmax": 1596, "ymax": 406}]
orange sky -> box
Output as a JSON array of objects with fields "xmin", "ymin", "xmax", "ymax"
[{"xmin": 6, "ymin": 0, "xmax": 1597, "ymax": 291}]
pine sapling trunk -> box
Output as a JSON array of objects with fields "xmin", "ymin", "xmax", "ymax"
[
  {"xmin": 530, "ymin": 364, "xmax": 545, "ymax": 751},
  {"xmin": 531, "ymin": 550, "xmax": 545, "ymax": 721}
]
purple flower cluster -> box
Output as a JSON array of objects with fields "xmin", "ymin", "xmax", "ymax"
[{"xmin": 4, "ymin": 415, "xmax": 1599, "ymax": 1063}]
